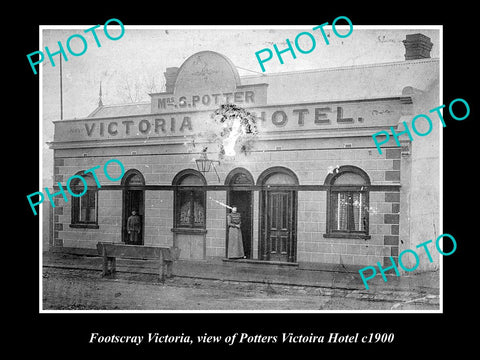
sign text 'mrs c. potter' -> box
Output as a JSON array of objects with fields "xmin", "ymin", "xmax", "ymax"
[{"xmin": 156, "ymin": 91, "xmax": 256, "ymax": 111}]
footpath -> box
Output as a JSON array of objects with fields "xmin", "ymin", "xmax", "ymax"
[{"xmin": 42, "ymin": 251, "xmax": 440, "ymax": 309}]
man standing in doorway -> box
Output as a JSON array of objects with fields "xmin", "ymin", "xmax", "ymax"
[{"xmin": 127, "ymin": 210, "xmax": 141, "ymax": 245}]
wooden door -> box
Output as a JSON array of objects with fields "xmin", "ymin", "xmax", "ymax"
[{"xmin": 266, "ymin": 191, "xmax": 293, "ymax": 262}]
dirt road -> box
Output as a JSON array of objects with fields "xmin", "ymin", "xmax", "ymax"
[{"xmin": 42, "ymin": 267, "xmax": 439, "ymax": 311}]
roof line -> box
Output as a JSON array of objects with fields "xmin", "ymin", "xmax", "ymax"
[
  {"xmin": 91, "ymin": 101, "xmax": 151, "ymax": 110},
  {"xmin": 86, "ymin": 105, "xmax": 103, "ymax": 118},
  {"xmin": 240, "ymin": 57, "xmax": 440, "ymax": 79}
]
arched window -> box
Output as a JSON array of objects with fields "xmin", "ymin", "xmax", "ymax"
[
  {"xmin": 324, "ymin": 165, "xmax": 371, "ymax": 239},
  {"xmin": 70, "ymin": 172, "xmax": 98, "ymax": 228},
  {"xmin": 173, "ymin": 169, "xmax": 206, "ymax": 229}
]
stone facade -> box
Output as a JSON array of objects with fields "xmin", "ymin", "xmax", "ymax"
[
  {"xmin": 52, "ymin": 134, "xmax": 403, "ymax": 268},
  {"xmin": 48, "ymin": 46, "xmax": 439, "ymax": 271}
]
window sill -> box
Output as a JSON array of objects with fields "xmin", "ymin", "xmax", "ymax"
[
  {"xmin": 69, "ymin": 224, "xmax": 99, "ymax": 229},
  {"xmin": 171, "ymin": 227, "xmax": 207, "ymax": 235},
  {"xmin": 323, "ymin": 233, "xmax": 371, "ymax": 240}
]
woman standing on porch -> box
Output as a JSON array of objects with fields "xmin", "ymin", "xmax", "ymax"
[{"xmin": 227, "ymin": 207, "xmax": 245, "ymax": 259}]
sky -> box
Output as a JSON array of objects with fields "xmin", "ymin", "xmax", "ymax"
[{"xmin": 41, "ymin": 25, "xmax": 441, "ymax": 185}]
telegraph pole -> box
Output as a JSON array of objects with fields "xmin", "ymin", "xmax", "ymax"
[{"xmin": 60, "ymin": 53, "xmax": 63, "ymax": 120}]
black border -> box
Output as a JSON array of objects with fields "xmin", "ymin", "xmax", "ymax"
[{"xmin": 18, "ymin": 4, "xmax": 476, "ymax": 356}]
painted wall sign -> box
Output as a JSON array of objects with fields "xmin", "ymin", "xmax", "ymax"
[
  {"xmin": 149, "ymin": 51, "xmax": 269, "ymax": 113},
  {"xmin": 156, "ymin": 91, "xmax": 256, "ymax": 110},
  {"xmin": 53, "ymin": 99, "xmax": 402, "ymax": 143}
]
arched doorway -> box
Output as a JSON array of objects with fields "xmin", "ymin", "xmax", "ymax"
[
  {"xmin": 225, "ymin": 168, "xmax": 254, "ymax": 259},
  {"xmin": 121, "ymin": 169, "xmax": 145, "ymax": 245},
  {"xmin": 258, "ymin": 167, "xmax": 299, "ymax": 262}
]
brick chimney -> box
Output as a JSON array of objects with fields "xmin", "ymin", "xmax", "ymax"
[
  {"xmin": 403, "ymin": 33, "xmax": 433, "ymax": 60},
  {"xmin": 164, "ymin": 67, "xmax": 179, "ymax": 93}
]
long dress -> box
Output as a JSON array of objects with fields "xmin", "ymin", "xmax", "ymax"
[{"xmin": 227, "ymin": 213, "xmax": 244, "ymax": 258}]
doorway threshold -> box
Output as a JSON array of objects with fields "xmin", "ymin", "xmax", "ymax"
[{"xmin": 222, "ymin": 258, "xmax": 299, "ymax": 267}]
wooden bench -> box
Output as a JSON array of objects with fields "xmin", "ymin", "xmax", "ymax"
[{"xmin": 96, "ymin": 242, "xmax": 181, "ymax": 282}]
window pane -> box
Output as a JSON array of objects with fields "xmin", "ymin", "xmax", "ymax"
[
  {"xmin": 352, "ymin": 192, "xmax": 362, "ymax": 231},
  {"xmin": 192, "ymin": 191, "xmax": 205, "ymax": 226},
  {"xmin": 126, "ymin": 173, "xmax": 143, "ymax": 186},
  {"xmin": 176, "ymin": 187, "xmax": 206, "ymax": 228},
  {"xmin": 332, "ymin": 192, "xmax": 367, "ymax": 232},
  {"xmin": 265, "ymin": 173, "xmax": 296, "ymax": 185},
  {"xmin": 88, "ymin": 190, "xmax": 96, "ymax": 207},
  {"xmin": 332, "ymin": 192, "xmax": 349, "ymax": 231},
  {"xmin": 87, "ymin": 191, "xmax": 96, "ymax": 222},
  {"xmin": 76, "ymin": 191, "xmax": 95, "ymax": 223},
  {"xmin": 331, "ymin": 192, "xmax": 338, "ymax": 229},
  {"xmin": 178, "ymin": 191, "xmax": 191, "ymax": 226},
  {"xmin": 80, "ymin": 195, "xmax": 88, "ymax": 222},
  {"xmin": 71, "ymin": 174, "xmax": 98, "ymax": 224},
  {"xmin": 339, "ymin": 193, "xmax": 348, "ymax": 230},
  {"xmin": 330, "ymin": 169, "xmax": 369, "ymax": 235},
  {"xmin": 333, "ymin": 172, "xmax": 367, "ymax": 185},
  {"xmin": 72, "ymin": 197, "xmax": 79, "ymax": 223},
  {"xmin": 179, "ymin": 174, "xmax": 203, "ymax": 186}
]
